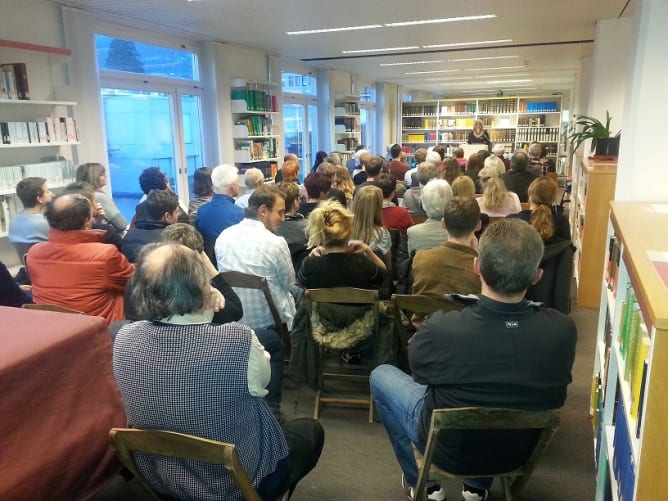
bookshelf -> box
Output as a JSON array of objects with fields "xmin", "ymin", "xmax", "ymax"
[
  {"xmin": 0, "ymin": 39, "xmax": 78, "ymax": 242},
  {"xmin": 400, "ymin": 95, "xmax": 563, "ymax": 167},
  {"xmin": 591, "ymin": 202, "xmax": 668, "ymax": 500},
  {"xmin": 570, "ymin": 155, "xmax": 617, "ymax": 308},
  {"xmin": 230, "ymin": 79, "xmax": 280, "ymax": 181},
  {"xmin": 333, "ymin": 95, "xmax": 360, "ymax": 160}
]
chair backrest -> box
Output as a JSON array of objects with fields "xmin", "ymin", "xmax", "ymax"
[
  {"xmin": 22, "ymin": 303, "xmax": 85, "ymax": 315},
  {"xmin": 109, "ymin": 428, "xmax": 262, "ymax": 501},
  {"xmin": 418, "ymin": 407, "xmax": 560, "ymax": 498},
  {"xmin": 391, "ymin": 294, "xmax": 461, "ymax": 350},
  {"xmin": 411, "ymin": 213, "xmax": 428, "ymax": 225},
  {"xmin": 520, "ymin": 202, "xmax": 530, "ymax": 211},
  {"xmin": 220, "ymin": 270, "xmax": 289, "ymax": 342}
]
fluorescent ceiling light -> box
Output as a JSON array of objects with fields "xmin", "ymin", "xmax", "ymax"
[
  {"xmin": 423, "ymin": 39, "xmax": 511, "ymax": 49},
  {"xmin": 467, "ymin": 65, "xmax": 526, "ymax": 72},
  {"xmin": 342, "ymin": 46, "xmax": 419, "ymax": 54},
  {"xmin": 477, "ymin": 73, "xmax": 530, "ymax": 79},
  {"xmin": 287, "ymin": 24, "xmax": 382, "ymax": 35},
  {"xmin": 486, "ymin": 79, "xmax": 533, "ymax": 84},
  {"xmin": 404, "ymin": 69, "xmax": 460, "ymax": 75},
  {"xmin": 424, "ymin": 76, "xmax": 473, "ymax": 81},
  {"xmin": 449, "ymin": 55, "xmax": 520, "ymax": 62},
  {"xmin": 385, "ymin": 14, "xmax": 496, "ymax": 27},
  {"xmin": 380, "ymin": 60, "xmax": 444, "ymax": 66}
]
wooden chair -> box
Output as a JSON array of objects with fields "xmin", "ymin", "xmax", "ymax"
[
  {"xmin": 221, "ymin": 270, "xmax": 291, "ymax": 357},
  {"xmin": 520, "ymin": 202, "xmax": 530, "ymax": 211},
  {"xmin": 390, "ymin": 294, "xmax": 461, "ymax": 353},
  {"xmin": 413, "ymin": 407, "xmax": 561, "ymax": 501},
  {"xmin": 305, "ymin": 287, "xmax": 379, "ymax": 423},
  {"xmin": 411, "ymin": 213, "xmax": 428, "ymax": 225},
  {"xmin": 109, "ymin": 428, "xmax": 287, "ymax": 501},
  {"xmin": 22, "ymin": 303, "xmax": 85, "ymax": 315}
]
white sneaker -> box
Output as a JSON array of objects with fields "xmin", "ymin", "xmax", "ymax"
[
  {"xmin": 402, "ymin": 474, "xmax": 447, "ymax": 501},
  {"xmin": 461, "ymin": 485, "xmax": 489, "ymax": 501}
]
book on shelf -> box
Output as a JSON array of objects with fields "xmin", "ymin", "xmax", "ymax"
[
  {"xmin": 634, "ymin": 359, "xmax": 648, "ymax": 439},
  {"xmin": 612, "ymin": 399, "xmax": 636, "ymax": 501},
  {"xmin": 623, "ymin": 304, "xmax": 641, "ymax": 382},
  {"xmin": 0, "ymin": 62, "xmax": 29, "ymax": 100},
  {"xmin": 630, "ymin": 331, "xmax": 649, "ymax": 420}
]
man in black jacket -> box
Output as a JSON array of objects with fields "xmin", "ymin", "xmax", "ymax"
[{"xmin": 502, "ymin": 151, "xmax": 538, "ymax": 203}]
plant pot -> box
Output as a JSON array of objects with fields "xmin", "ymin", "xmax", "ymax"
[{"xmin": 595, "ymin": 136, "xmax": 620, "ymax": 157}]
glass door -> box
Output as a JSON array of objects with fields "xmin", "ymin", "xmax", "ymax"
[{"xmin": 283, "ymin": 95, "xmax": 318, "ymax": 181}]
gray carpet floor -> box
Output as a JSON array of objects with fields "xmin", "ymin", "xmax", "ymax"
[{"xmin": 95, "ymin": 305, "xmax": 598, "ymax": 501}]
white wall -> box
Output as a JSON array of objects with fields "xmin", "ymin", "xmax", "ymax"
[{"xmin": 616, "ymin": 1, "xmax": 668, "ymax": 202}]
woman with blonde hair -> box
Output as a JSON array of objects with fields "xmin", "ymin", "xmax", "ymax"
[
  {"xmin": 451, "ymin": 175, "xmax": 476, "ymax": 199},
  {"xmin": 351, "ymin": 185, "xmax": 392, "ymax": 269},
  {"xmin": 75, "ymin": 162, "xmax": 128, "ymax": 231},
  {"xmin": 333, "ymin": 165, "xmax": 355, "ymax": 206},
  {"xmin": 298, "ymin": 200, "xmax": 386, "ymax": 289},
  {"xmin": 476, "ymin": 156, "xmax": 521, "ymax": 218},
  {"xmin": 467, "ymin": 118, "xmax": 491, "ymax": 149}
]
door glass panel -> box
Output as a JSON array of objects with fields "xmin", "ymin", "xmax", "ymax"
[
  {"xmin": 181, "ymin": 93, "xmax": 204, "ymax": 200},
  {"xmin": 101, "ymin": 88, "xmax": 176, "ymax": 220},
  {"xmin": 283, "ymin": 102, "xmax": 305, "ymax": 180},
  {"xmin": 307, "ymin": 103, "xmax": 318, "ymax": 177}
]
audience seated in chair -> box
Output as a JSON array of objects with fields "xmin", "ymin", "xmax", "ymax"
[
  {"xmin": 0, "ymin": 260, "xmax": 32, "ymax": 307},
  {"xmin": 235, "ymin": 167, "xmax": 264, "ymax": 210},
  {"xmin": 27, "ymin": 193, "xmax": 134, "ymax": 325},
  {"xmin": 371, "ymin": 219, "xmax": 577, "ymax": 501},
  {"xmin": 188, "ymin": 166, "xmax": 213, "ymax": 224},
  {"xmin": 113, "ymin": 242, "xmax": 323, "ymax": 500},
  {"xmin": 403, "ymin": 159, "xmax": 437, "ymax": 215},
  {"xmin": 477, "ymin": 156, "xmax": 522, "ymax": 218},
  {"xmin": 407, "ymin": 179, "xmax": 452, "ymax": 255},
  {"xmin": 375, "ymin": 173, "xmax": 414, "ymax": 233},
  {"xmin": 133, "ymin": 167, "xmax": 188, "ymax": 227},
  {"xmin": 275, "ymin": 181, "xmax": 309, "ymax": 272},
  {"xmin": 8, "ymin": 177, "xmax": 53, "ymax": 258},
  {"xmin": 502, "ymin": 151, "xmax": 539, "ymax": 203}
]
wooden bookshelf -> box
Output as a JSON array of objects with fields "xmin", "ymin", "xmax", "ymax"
[
  {"xmin": 592, "ymin": 202, "xmax": 668, "ymax": 500},
  {"xmin": 571, "ymin": 155, "xmax": 617, "ymax": 308}
]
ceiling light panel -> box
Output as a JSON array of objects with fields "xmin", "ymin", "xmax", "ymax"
[
  {"xmin": 449, "ymin": 55, "xmax": 520, "ymax": 62},
  {"xmin": 486, "ymin": 79, "xmax": 533, "ymax": 84},
  {"xmin": 404, "ymin": 69, "xmax": 461, "ymax": 75},
  {"xmin": 467, "ymin": 65, "xmax": 526, "ymax": 72},
  {"xmin": 379, "ymin": 60, "xmax": 444, "ymax": 66},
  {"xmin": 423, "ymin": 39, "xmax": 511, "ymax": 49},
  {"xmin": 385, "ymin": 14, "xmax": 496, "ymax": 27},
  {"xmin": 287, "ymin": 25, "xmax": 382, "ymax": 35},
  {"xmin": 342, "ymin": 46, "xmax": 419, "ymax": 54}
]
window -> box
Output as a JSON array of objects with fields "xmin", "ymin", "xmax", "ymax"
[
  {"xmin": 359, "ymin": 84, "xmax": 376, "ymax": 152},
  {"xmin": 281, "ymin": 72, "xmax": 317, "ymax": 96},
  {"xmin": 95, "ymin": 34, "xmax": 198, "ymax": 80}
]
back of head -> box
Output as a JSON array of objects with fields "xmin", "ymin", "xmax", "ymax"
[
  {"xmin": 313, "ymin": 150, "xmax": 328, "ymax": 169},
  {"xmin": 316, "ymin": 161, "xmax": 336, "ymax": 178},
  {"xmin": 62, "ymin": 181, "xmax": 97, "ymax": 207},
  {"xmin": 160, "ymin": 222, "xmax": 204, "ymax": 252},
  {"xmin": 478, "ymin": 149, "xmax": 492, "ymax": 162},
  {"xmin": 354, "ymin": 148, "xmax": 369, "ymax": 163},
  {"xmin": 75, "ymin": 163, "xmax": 105, "ymax": 187},
  {"xmin": 243, "ymin": 168, "xmax": 264, "ymax": 190},
  {"xmin": 479, "ymin": 156, "xmax": 508, "ymax": 208},
  {"xmin": 493, "ymin": 144, "xmax": 506, "ymax": 156},
  {"xmin": 193, "ymin": 167, "xmax": 213, "ymax": 196},
  {"xmin": 145, "ymin": 189, "xmax": 179, "ymax": 221},
  {"xmin": 327, "ymin": 151, "xmax": 343, "ymax": 166},
  {"xmin": 443, "ymin": 196, "xmax": 480, "ymax": 238},
  {"xmin": 414, "ymin": 148, "xmax": 428, "ymax": 164},
  {"xmin": 453, "ymin": 147, "xmax": 464, "ymax": 159},
  {"xmin": 306, "ymin": 199, "xmax": 352, "ymax": 248},
  {"xmin": 417, "ymin": 161, "xmax": 437, "ymax": 185},
  {"xmin": 477, "ymin": 219, "xmax": 544, "ymax": 296},
  {"xmin": 211, "ymin": 164, "xmax": 239, "ymax": 194},
  {"xmin": 390, "ymin": 143, "xmax": 402, "ymax": 159},
  {"xmin": 45, "ymin": 193, "xmax": 92, "ymax": 231},
  {"xmin": 365, "ymin": 155, "xmax": 384, "ymax": 177},
  {"xmin": 16, "ymin": 177, "xmax": 46, "ymax": 208},
  {"xmin": 281, "ymin": 159, "xmax": 299, "ymax": 181},
  {"xmin": 304, "ymin": 172, "xmax": 332, "ymax": 199},
  {"xmin": 434, "ymin": 145, "xmax": 446, "ymax": 161},
  {"xmin": 351, "ymin": 185, "xmax": 383, "ymax": 242},
  {"xmin": 421, "ymin": 179, "xmax": 453, "ymax": 220},
  {"xmin": 528, "ymin": 176, "xmax": 558, "ymax": 241},
  {"xmin": 374, "ymin": 173, "xmax": 396, "ymax": 199},
  {"xmin": 510, "ymin": 150, "xmax": 529, "ymax": 172},
  {"xmin": 466, "ymin": 153, "xmax": 483, "ymax": 172},
  {"xmin": 130, "ymin": 242, "xmax": 209, "ymax": 320},
  {"xmin": 528, "ymin": 142, "xmax": 542, "ymax": 159},
  {"xmin": 246, "ymin": 185, "xmax": 284, "ymax": 219},
  {"xmin": 451, "ymin": 175, "xmax": 476, "ymax": 198},
  {"xmin": 276, "ymin": 181, "xmax": 301, "ymax": 212},
  {"xmin": 441, "ymin": 157, "xmax": 460, "ymax": 185},
  {"xmin": 139, "ymin": 167, "xmax": 168, "ymax": 194},
  {"xmin": 425, "ymin": 150, "xmax": 442, "ymax": 166}
]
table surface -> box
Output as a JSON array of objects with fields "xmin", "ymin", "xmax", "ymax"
[{"xmin": 0, "ymin": 306, "xmax": 127, "ymax": 500}]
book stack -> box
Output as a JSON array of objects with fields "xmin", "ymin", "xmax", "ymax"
[
  {"xmin": 1, "ymin": 62, "xmax": 29, "ymax": 100},
  {"xmin": 0, "ymin": 116, "xmax": 78, "ymax": 145},
  {"xmin": 235, "ymin": 116, "xmax": 273, "ymax": 136},
  {"xmin": 230, "ymin": 87, "xmax": 276, "ymax": 112}
]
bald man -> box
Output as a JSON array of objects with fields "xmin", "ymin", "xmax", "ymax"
[{"xmin": 28, "ymin": 193, "xmax": 134, "ymax": 324}]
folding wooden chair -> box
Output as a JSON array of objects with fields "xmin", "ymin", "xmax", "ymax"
[
  {"xmin": 305, "ymin": 287, "xmax": 379, "ymax": 423},
  {"xmin": 22, "ymin": 303, "xmax": 85, "ymax": 314},
  {"xmin": 413, "ymin": 407, "xmax": 560, "ymax": 501},
  {"xmin": 109, "ymin": 428, "xmax": 288, "ymax": 501},
  {"xmin": 221, "ymin": 270, "xmax": 291, "ymax": 357}
]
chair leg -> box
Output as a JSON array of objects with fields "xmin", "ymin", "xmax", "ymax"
[
  {"xmin": 313, "ymin": 389, "xmax": 321, "ymax": 420},
  {"xmin": 500, "ymin": 476, "xmax": 514, "ymax": 501},
  {"xmin": 368, "ymin": 394, "xmax": 374, "ymax": 423}
]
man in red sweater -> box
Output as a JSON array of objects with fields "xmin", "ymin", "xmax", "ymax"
[{"xmin": 374, "ymin": 173, "xmax": 413, "ymax": 232}]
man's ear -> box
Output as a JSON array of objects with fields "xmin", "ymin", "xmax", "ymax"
[
  {"xmin": 473, "ymin": 256, "xmax": 481, "ymax": 276},
  {"xmin": 530, "ymin": 268, "xmax": 544, "ymax": 286},
  {"xmin": 441, "ymin": 217, "xmax": 446, "ymax": 231}
]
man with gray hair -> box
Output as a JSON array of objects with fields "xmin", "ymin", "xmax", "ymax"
[
  {"xmin": 371, "ymin": 218, "xmax": 577, "ymax": 501},
  {"xmin": 406, "ymin": 177, "xmax": 451, "ymax": 254},
  {"xmin": 493, "ymin": 144, "xmax": 510, "ymax": 171},
  {"xmin": 195, "ymin": 164, "xmax": 244, "ymax": 242},
  {"xmin": 403, "ymin": 161, "xmax": 438, "ymax": 216},
  {"xmin": 235, "ymin": 167, "xmax": 265, "ymax": 210}
]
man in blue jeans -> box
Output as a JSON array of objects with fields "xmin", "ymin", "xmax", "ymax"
[{"xmin": 371, "ymin": 219, "xmax": 577, "ymax": 501}]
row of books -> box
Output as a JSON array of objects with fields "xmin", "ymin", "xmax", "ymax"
[
  {"xmin": 0, "ymin": 117, "xmax": 78, "ymax": 145},
  {"xmin": 335, "ymin": 102, "xmax": 359, "ymax": 115},
  {"xmin": 402, "ymin": 117, "xmax": 438, "ymax": 129},
  {"xmin": 515, "ymin": 127, "xmax": 560, "ymax": 143},
  {"xmin": 235, "ymin": 116, "xmax": 275, "ymax": 136},
  {"xmin": 0, "ymin": 160, "xmax": 75, "ymax": 192},
  {"xmin": 230, "ymin": 88, "xmax": 278, "ymax": 112},
  {"xmin": 518, "ymin": 115, "xmax": 549, "ymax": 127},
  {"xmin": 336, "ymin": 137, "xmax": 359, "ymax": 152},
  {"xmin": 236, "ymin": 139, "xmax": 278, "ymax": 161},
  {"xmin": 612, "ymin": 399, "xmax": 636, "ymax": 500},
  {"xmin": 0, "ymin": 196, "xmax": 13, "ymax": 234},
  {"xmin": 477, "ymin": 99, "xmax": 517, "ymax": 114},
  {"xmin": 1, "ymin": 62, "xmax": 29, "ymax": 100},
  {"xmin": 606, "ymin": 236, "xmax": 623, "ymax": 295},
  {"xmin": 403, "ymin": 105, "xmax": 437, "ymax": 117},
  {"xmin": 519, "ymin": 101, "xmax": 559, "ymax": 113},
  {"xmin": 618, "ymin": 285, "xmax": 650, "ymax": 422},
  {"xmin": 334, "ymin": 117, "xmax": 359, "ymax": 132},
  {"xmin": 441, "ymin": 103, "xmax": 476, "ymax": 115}
]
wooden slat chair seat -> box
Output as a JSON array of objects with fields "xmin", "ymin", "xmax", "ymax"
[
  {"xmin": 109, "ymin": 428, "xmax": 288, "ymax": 501},
  {"xmin": 22, "ymin": 303, "xmax": 85, "ymax": 314},
  {"xmin": 305, "ymin": 287, "xmax": 379, "ymax": 423},
  {"xmin": 413, "ymin": 407, "xmax": 560, "ymax": 501}
]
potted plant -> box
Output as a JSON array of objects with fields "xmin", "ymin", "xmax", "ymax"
[{"xmin": 568, "ymin": 111, "xmax": 621, "ymax": 156}]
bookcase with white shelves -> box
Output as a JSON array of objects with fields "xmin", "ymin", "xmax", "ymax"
[
  {"xmin": 333, "ymin": 95, "xmax": 360, "ymax": 156},
  {"xmin": 591, "ymin": 201, "xmax": 668, "ymax": 501},
  {"xmin": 400, "ymin": 95, "xmax": 563, "ymax": 165},
  {"xmin": 0, "ymin": 39, "xmax": 79, "ymax": 242},
  {"xmin": 230, "ymin": 79, "xmax": 280, "ymax": 180}
]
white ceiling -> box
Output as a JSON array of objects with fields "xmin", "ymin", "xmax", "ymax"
[{"xmin": 52, "ymin": 0, "xmax": 633, "ymax": 97}]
